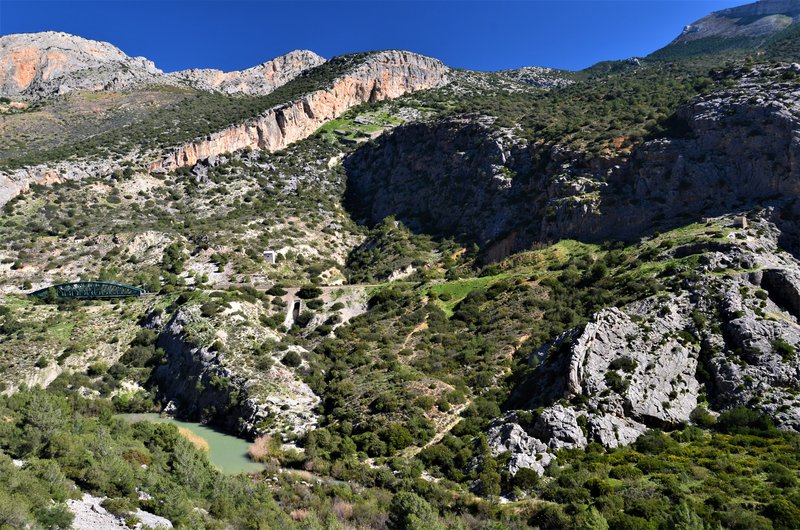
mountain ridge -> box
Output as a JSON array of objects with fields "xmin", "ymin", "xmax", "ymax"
[
  {"xmin": 0, "ymin": 31, "xmax": 326, "ymax": 98},
  {"xmin": 4, "ymin": 2, "xmax": 800, "ymax": 528}
]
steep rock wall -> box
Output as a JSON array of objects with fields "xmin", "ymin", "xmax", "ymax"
[
  {"xmin": 343, "ymin": 67, "xmax": 800, "ymax": 257},
  {"xmin": 149, "ymin": 51, "xmax": 450, "ymax": 172},
  {"xmin": 166, "ymin": 50, "xmax": 326, "ymax": 95},
  {"xmin": 153, "ymin": 309, "xmax": 319, "ymax": 438},
  {"xmin": 0, "ymin": 50, "xmax": 449, "ymax": 208},
  {"xmin": 0, "ymin": 31, "xmax": 163, "ymax": 97},
  {"xmin": 495, "ymin": 217, "xmax": 800, "ymax": 475}
]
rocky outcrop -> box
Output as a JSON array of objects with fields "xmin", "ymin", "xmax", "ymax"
[
  {"xmin": 167, "ymin": 50, "xmax": 325, "ymax": 95},
  {"xmin": 149, "ymin": 51, "xmax": 449, "ymax": 172},
  {"xmin": 0, "ymin": 32, "xmax": 164, "ymax": 97},
  {"xmin": 67, "ymin": 493, "xmax": 172, "ymax": 530},
  {"xmin": 0, "ymin": 159, "xmax": 119, "ymax": 206},
  {"xmin": 495, "ymin": 66, "xmax": 574, "ymax": 89},
  {"xmin": 670, "ymin": 0, "xmax": 800, "ymax": 46},
  {"xmin": 153, "ymin": 309, "xmax": 319, "ymax": 438},
  {"xmin": 0, "ymin": 32, "xmax": 325, "ymax": 99},
  {"xmin": 344, "ymin": 65, "xmax": 800, "ymax": 259},
  {"xmin": 487, "ymin": 420, "xmax": 554, "ymax": 475},
  {"xmin": 491, "ymin": 215, "xmax": 800, "ymax": 475}
]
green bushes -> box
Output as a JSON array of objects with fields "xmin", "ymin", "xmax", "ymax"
[
  {"xmin": 716, "ymin": 406, "xmax": 777, "ymax": 435},
  {"xmin": 281, "ymin": 350, "xmax": 302, "ymax": 368},
  {"xmin": 772, "ymin": 338, "xmax": 796, "ymax": 360},
  {"xmin": 297, "ymin": 285, "xmax": 323, "ymax": 299},
  {"xmin": 388, "ymin": 491, "xmax": 444, "ymax": 530},
  {"xmin": 0, "ymin": 388, "xmax": 293, "ymax": 529}
]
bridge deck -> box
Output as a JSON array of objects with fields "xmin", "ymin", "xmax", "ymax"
[{"xmin": 30, "ymin": 281, "xmax": 146, "ymax": 300}]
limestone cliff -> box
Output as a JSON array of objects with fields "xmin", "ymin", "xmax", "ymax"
[
  {"xmin": 0, "ymin": 32, "xmax": 164, "ymax": 97},
  {"xmin": 343, "ymin": 64, "xmax": 800, "ymax": 260},
  {"xmin": 166, "ymin": 50, "xmax": 326, "ymax": 95},
  {"xmin": 494, "ymin": 212, "xmax": 800, "ymax": 475},
  {"xmin": 149, "ymin": 51, "xmax": 450, "ymax": 172},
  {"xmin": 0, "ymin": 47, "xmax": 447, "ymax": 208},
  {"xmin": 0, "ymin": 32, "xmax": 325, "ymax": 99}
]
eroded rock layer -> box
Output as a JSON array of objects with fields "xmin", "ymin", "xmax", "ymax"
[{"xmin": 149, "ymin": 51, "xmax": 450, "ymax": 172}]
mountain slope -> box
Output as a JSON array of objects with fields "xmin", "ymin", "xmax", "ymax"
[
  {"xmin": 651, "ymin": 0, "xmax": 800, "ymax": 59},
  {"xmin": 0, "ymin": 46, "xmax": 449, "ymax": 206},
  {"xmin": 4, "ymin": 2, "xmax": 800, "ymax": 529}
]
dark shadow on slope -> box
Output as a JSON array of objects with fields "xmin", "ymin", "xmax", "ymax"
[{"xmin": 344, "ymin": 90, "xmax": 800, "ymax": 263}]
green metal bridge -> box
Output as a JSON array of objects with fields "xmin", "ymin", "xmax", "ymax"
[{"xmin": 30, "ymin": 281, "xmax": 146, "ymax": 300}]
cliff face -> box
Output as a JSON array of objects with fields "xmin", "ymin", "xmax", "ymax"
[
  {"xmin": 670, "ymin": 0, "xmax": 800, "ymax": 45},
  {"xmin": 343, "ymin": 65, "xmax": 800, "ymax": 258},
  {"xmin": 166, "ymin": 50, "xmax": 326, "ymax": 95},
  {"xmin": 154, "ymin": 309, "xmax": 319, "ymax": 438},
  {"xmin": 0, "ymin": 32, "xmax": 324, "ymax": 99},
  {"xmin": 344, "ymin": 116, "xmax": 533, "ymax": 247},
  {"xmin": 149, "ymin": 51, "xmax": 450, "ymax": 172},
  {"xmin": 495, "ymin": 213, "xmax": 800, "ymax": 476},
  {"xmin": 0, "ymin": 48, "xmax": 447, "ymax": 208},
  {"xmin": 0, "ymin": 32, "xmax": 163, "ymax": 97}
]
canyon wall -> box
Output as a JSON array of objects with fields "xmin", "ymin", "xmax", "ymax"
[
  {"xmin": 149, "ymin": 50, "xmax": 450, "ymax": 172},
  {"xmin": 343, "ymin": 65, "xmax": 800, "ymax": 258},
  {"xmin": 0, "ymin": 50, "xmax": 449, "ymax": 208},
  {"xmin": 154, "ymin": 309, "xmax": 319, "ymax": 438}
]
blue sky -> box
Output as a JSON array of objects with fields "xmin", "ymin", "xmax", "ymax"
[{"xmin": 1, "ymin": 1, "xmax": 747, "ymax": 72}]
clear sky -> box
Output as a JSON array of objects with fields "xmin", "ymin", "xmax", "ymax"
[{"xmin": 1, "ymin": 0, "xmax": 748, "ymax": 72}]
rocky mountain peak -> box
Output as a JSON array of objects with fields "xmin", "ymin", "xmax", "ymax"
[
  {"xmin": 0, "ymin": 32, "xmax": 326, "ymax": 99},
  {"xmin": 672, "ymin": 0, "xmax": 800, "ymax": 45},
  {"xmin": 166, "ymin": 49, "xmax": 326, "ymax": 95},
  {"xmin": 0, "ymin": 31, "xmax": 162, "ymax": 96}
]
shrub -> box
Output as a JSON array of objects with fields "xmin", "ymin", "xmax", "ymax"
[
  {"xmin": 512, "ymin": 468, "xmax": 540, "ymax": 492},
  {"xmin": 609, "ymin": 356, "xmax": 638, "ymax": 372},
  {"xmin": 763, "ymin": 498, "xmax": 800, "ymax": 530},
  {"xmin": 281, "ymin": 351, "xmax": 302, "ymax": 368},
  {"xmin": 716, "ymin": 407, "xmax": 775, "ymax": 435},
  {"xmin": 634, "ymin": 430, "xmax": 677, "ymax": 454},
  {"xmin": 266, "ymin": 285, "xmax": 287, "ymax": 296},
  {"xmin": 297, "ymin": 286, "xmax": 323, "ymax": 299},
  {"xmin": 388, "ymin": 492, "xmax": 443, "ymax": 530},
  {"xmin": 772, "ymin": 338, "xmax": 796, "ymax": 360},
  {"xmin": 690, "ymin": 406, "xmax": 716, "ymax": 428}
]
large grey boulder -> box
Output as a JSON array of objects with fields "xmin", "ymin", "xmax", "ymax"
[
  {"xmin": 494, "ymin": 217, "xmax": 800, "ymax": 475},
  {"xmin": 487, "ymin": 420, "xmax": 554, "ymax": 476}
]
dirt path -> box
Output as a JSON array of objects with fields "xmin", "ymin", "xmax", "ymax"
[{"xmin": 402, "ymin": 401, "xmax": 471, "ymax": 458}]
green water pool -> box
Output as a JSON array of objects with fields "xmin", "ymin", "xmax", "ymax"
[{"xmin": 116, "ymin": 413, "xmax": 265, "ymax": 475}]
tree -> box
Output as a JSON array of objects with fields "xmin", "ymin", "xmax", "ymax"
[
  {"xmin": 669, "ymin": 502, "xmax": 704, "ymax": 530},
  {"xmin": 297, "ymin": 285, "xmax": 322, "ymax": 299},
  {"xmin": 388, "ymin": 492, "xmax": 443, "ymax": 530},
  {"xmin": 477, "ymin": 457, "xmax": 501, "ymax": 497},
  {"xmin": 281, "ymin": 351, "xmax": 302, "ymax": 368},
  {"xmin": 574, "ymin": 506, "xmax": 609, "ymax": 530}
]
